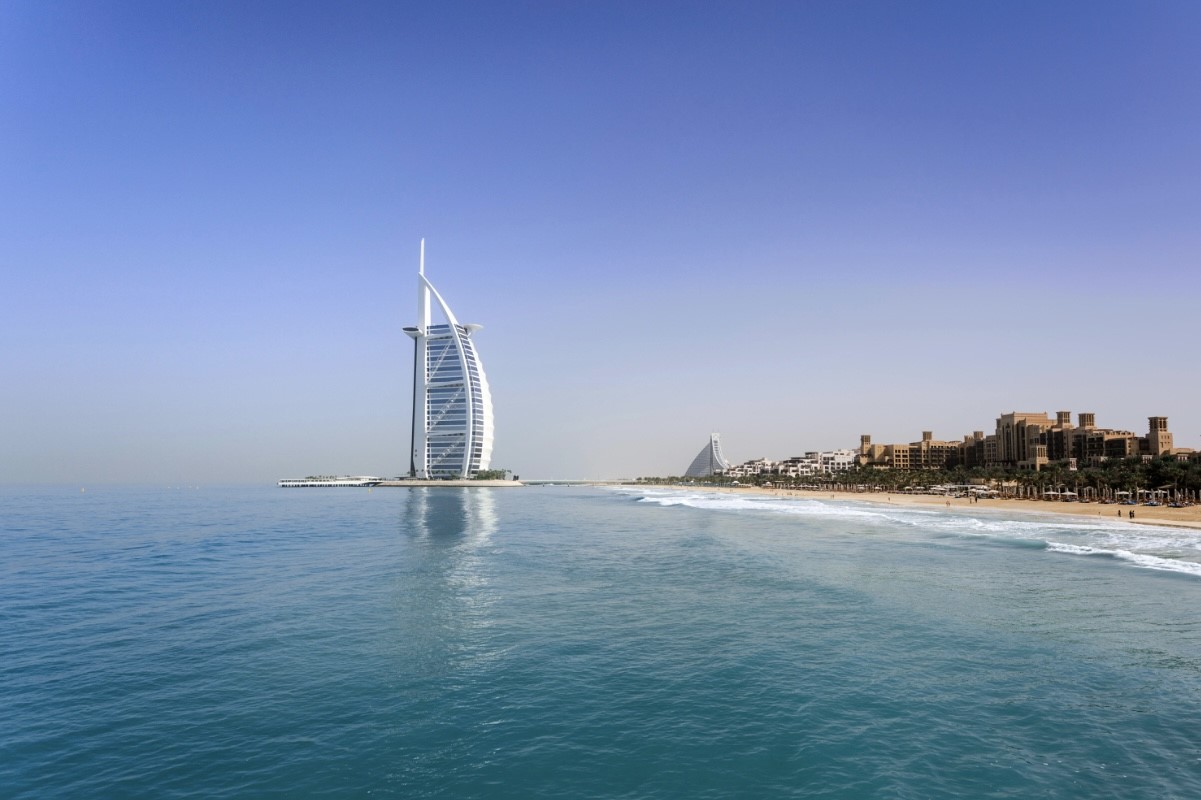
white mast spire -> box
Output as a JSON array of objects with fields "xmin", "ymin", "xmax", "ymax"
[
  {"xmin": 417, "ymin": 238, "xmax": 430, "ymax": 331},
  {"xmin": 410, "ymin": 239, "xmax": 430, "ymax": 477}
]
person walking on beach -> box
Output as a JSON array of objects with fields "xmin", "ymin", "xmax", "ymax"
[{"xmin": 1129, "ymin": 509, "xmax": 1135, "ymax": 520}]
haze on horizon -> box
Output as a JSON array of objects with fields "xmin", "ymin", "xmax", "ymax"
[{"xmin": 2, "ymin": 1, "xmax": 1199, "ymax": 485}]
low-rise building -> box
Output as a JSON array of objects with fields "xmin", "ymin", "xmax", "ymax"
[
  {"xmin": 858, "ymin": 431, "xmax": 959, "ymax": 471},
  {"xmin": 725, "ymin": 450, "xmax": 857, "ymax": 480},
  {"xmin": 724, "ymin": 458, "xmax": 776, "ymax": 479}
]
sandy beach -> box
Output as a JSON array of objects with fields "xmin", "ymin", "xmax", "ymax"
[{"xmin": 658, "ymin": 484, "xmax": 1201, "ymax": 530}]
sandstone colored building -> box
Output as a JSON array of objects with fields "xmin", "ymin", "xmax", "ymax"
[{"xmin": 859, "ymin": 412, "xmax": 1190, "ymax": 472}]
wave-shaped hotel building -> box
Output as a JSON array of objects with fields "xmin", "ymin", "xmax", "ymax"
[
  {"xmin": 684, "ymin": 434, "xmax": 731, "ymax": 478},
  {"xmin": 403, "ymin": 241, "xmax": 494, "ymax": 479}
]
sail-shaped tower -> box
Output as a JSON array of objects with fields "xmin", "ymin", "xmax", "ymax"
[
  {"xmin": 403, "ymin": 241, "xmax": 494, "ymax": 479},
  {"xmin": 684, "ymin": 433, "xmax": 730, "ymax": 478}
]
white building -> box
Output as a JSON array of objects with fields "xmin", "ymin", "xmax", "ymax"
[
  {"xmin": 402, "ymin": 241, "xmax": 494, "ymax": 479},
  {"xmin": 819, "ymin": 449, "xmax": 858, "ymax": 472},
  {"xmin": 726, "ymin": 450, "xmax": 857, "ymax": 480},
  {"xmin": 725, "ymin": 458, "xmax": 777, "ymax": 479}
]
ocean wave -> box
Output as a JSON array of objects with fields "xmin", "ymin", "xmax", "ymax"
[
  {"xmin": 1045, "ymin": 542, "xmax": 1201, "ymax": 577},
  {"xmin": 633, "ymin": 491, "xmax": 889, "ymax": 520},
  {"xmin": 614, "ymin": 488, "xmax": 1201, "ymax": 577}
]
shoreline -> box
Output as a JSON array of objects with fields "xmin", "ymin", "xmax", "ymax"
[{"xmin": 630, "ymin": 483, "xmax": 1201, "ymax": 531}]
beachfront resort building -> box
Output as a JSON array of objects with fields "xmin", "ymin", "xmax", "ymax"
[
  {"xmin": 858, "ymin": 412, "xmax": 1189, "ymax": 472},
  {"xmin": 859, "ymin": 432, "xmax": 960, "ymax": 471},
  {"xmin": 985, "ymin": 411, "xmax": 1180, "ymax": 470},
  {"xmin": 686, "ymin": 411, "xmax": 1191, "ymax": 482},
  {"xmin": 403, "ymin": 241, "xmax": 494, "ymax": 479},
  {"xmin": 685, "ymin": 433, "xmax": 731, "ymax": 478},
  {"xmin": 723, "ymin": 450, "xmax": 858, "ymax": 480}
]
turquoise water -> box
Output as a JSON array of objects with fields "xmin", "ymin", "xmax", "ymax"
[{"xmin": 4, "ymin": 485, "xmax": 1201, "ymax": 798}]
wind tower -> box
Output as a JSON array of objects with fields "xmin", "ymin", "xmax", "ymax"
[{"xmin": 402, "ymin": 240, "xmax": 494, "ymax": 479}]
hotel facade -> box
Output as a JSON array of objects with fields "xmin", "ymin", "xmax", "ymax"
[
  {"xmin": 684, "ymin": 433, "xmax": 732, "ymax": 477},
  {"xmin": 403, "ymin": 241, "xmax": 494, "ymax": 479}
]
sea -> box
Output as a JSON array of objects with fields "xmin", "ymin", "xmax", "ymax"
[{"xmin": 4, "ymin": 484, "xmax": 1201, "ymax": 799}]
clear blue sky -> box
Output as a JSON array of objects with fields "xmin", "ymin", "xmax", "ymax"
[{"xmin": 3, "ymin": 1, "xmax": 1199, "ymax": 483}]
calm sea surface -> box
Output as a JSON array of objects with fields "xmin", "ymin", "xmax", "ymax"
[{"xmin": 4, "ymin": 485, "xmax": 1201, "ymax": 798}]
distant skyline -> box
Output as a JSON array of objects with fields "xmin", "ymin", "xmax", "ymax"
[{"xmin": 2, "ymin": 1, "xmax": 1199, "ymax": 484}]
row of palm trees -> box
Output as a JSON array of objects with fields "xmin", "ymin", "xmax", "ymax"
[{"xmin": 640, "ymin": 457, "xmax": 1201, "ymax": 504}]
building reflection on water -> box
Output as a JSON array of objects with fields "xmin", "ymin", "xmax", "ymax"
[
  {"xmin": 395, "ymin": 488, "xmax": 502, "ymax": 679},
  {"xmin": 402, "ymin": 487, "xmax": 498, "ymax": 545}
]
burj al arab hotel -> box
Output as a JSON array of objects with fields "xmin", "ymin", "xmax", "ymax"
[{"xmin": 402, "ymin": 241, "xmax": 494, "ymax": 479}]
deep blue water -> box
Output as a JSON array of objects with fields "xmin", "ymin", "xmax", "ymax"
[{"xmin": 4, "ymin": 485, "xmax": 1201, "ymax": 798}]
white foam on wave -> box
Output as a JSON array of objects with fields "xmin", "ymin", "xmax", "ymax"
[
  {"xmin": 1046, "ymin": 541, "xmax": 1201, "ymax": 577},
  {"xmin": 1045, "ymin": 542, "xmax": 1100, "ymax": 555},
  {"xmin": 612, "ymin": 487, "xmax": 1201, "ymax": 578},
  {"xmin": 632, "ymin": 491, "xmax": 889, "ymax": 521},
  {"xmin": 624, "ymin": 489, "xmax": 1162, "ymax": 536}
]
